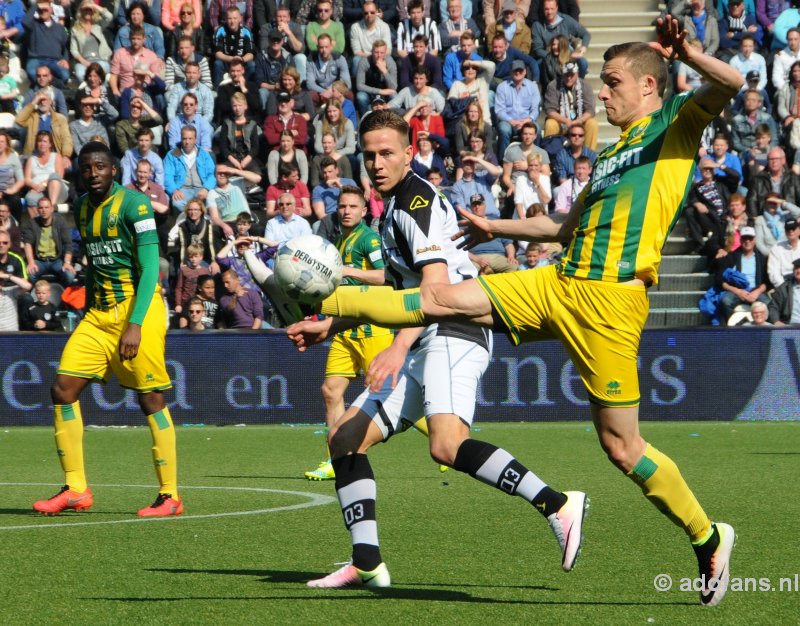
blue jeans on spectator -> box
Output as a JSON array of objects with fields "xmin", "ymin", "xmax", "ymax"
[
  {"xmin": 496, "ymin": 121, "xmax": 517, "ymax": 159},
  {"xmin": 294, "ymin": 53, "xmax": 307, "ymax": 84},
  {"xmin": 171, "ymin": 187, "xmax": 204, "ymax": 213},
  {"xmin": 356, "ymin": 90, "xmax": 373, "ymax": 116},
  {"xmin": 213, "ymin": 59, "xmax": 257, "ymax": 88},
  {"xmin": 31, "ymin": 257, "xmax": 75, "ymax": 285},
  {"xmin": 26, "ymin": 59, "xmax": 70, "ymax": 88}
]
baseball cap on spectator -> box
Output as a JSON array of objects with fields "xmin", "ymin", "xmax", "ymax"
[
  {"xmin": 372, "ymin": 95, "xmax": 386, "ymax": 104},
  {"xmin": 502, "ymin": 0, "xmax": 517, "ymax": 13},
  {"xmin": 470, "ymin": 193, "xmax": 485, "ymax": 205},
  {"xmin": 729, "ymin": 0, "xmax": 744, "ymax": 4},
  {"xmin": 511, "ymin": 59, "xmax": 527, "ymax": 72},
  {"xmin": 277, "ymin": 91, "xmax": 292, "ymax": 102},
  {"xmin": 793, "ymin": 258, "xmax": 800, "ymax": 269},
  {"xmin": 745, "ymin": 70, "xmax": 760, "ymax": 83},
  {"xmin": 740, "ymin": 226, "xmax": 756, "ymax": 238},
  {"xmin": 562, "ymin": 62, "xmax": 578, "ymax": 75},
  {"xmin": 268, "ymin": 30, "xmax": 283, "ymax": 43},
  {"xmin": 133, "ymin": 63, "xmax": 149, "ymax": 75},
  {"xmin": 785, "ymin": 218, "xmax": 799, "ymax": 230}
]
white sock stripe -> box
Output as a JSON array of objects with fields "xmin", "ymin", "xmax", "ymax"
[
  {"xmin": 337, "ymin": 479, "xmax": 376, "ymax": 508},
  {"xmin": 517, "ymin": 471, "xmax": 547, "ymax": 502},
  {"xmin": 350, "ymin": 520, "xmax": 379, "ymax": 546},
  {"xmin": 475, "ymin": 448, "xmax": 514, "ymax": 484}
]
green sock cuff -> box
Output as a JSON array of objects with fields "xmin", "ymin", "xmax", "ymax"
[{"xmin": 630, "ymin": 455, "xmax": 658, "ymax": 483}]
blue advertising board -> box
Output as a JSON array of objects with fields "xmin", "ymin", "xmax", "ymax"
[{"xmin": 0, "ymin": 328, "xmax": 797, "ymax": 425}]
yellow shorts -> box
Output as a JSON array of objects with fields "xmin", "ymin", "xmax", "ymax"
[
  {"xmin": 57, "ymin": 293, "xmax": 172, "ymax": 392},
  {"xmin": 478, "ymin": 264, "xmax": 649, "ymax": 407},
  {"xmin": 325, "ymin": 332, "xmax": 395, "ymax": 378}
]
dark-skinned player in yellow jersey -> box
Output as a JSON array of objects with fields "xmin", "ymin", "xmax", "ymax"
[
  {"xmin": 290, "ymin": 18, "xmax": 742, "ymax": 605},
  {"xmin": 33, "ymin": 141, "xmax": 183, "ymax": 518}
]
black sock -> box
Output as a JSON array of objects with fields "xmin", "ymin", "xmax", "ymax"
[{"xmin": 333, "ymin": 454, "xmax": 382, "ymax": 571}]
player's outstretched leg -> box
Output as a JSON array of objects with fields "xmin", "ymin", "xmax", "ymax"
[
  {"xmin": 307, "ymin": 453, "xmax": 391, "ymax": 588},
  {"xmin": 450, "ymin": 437, "xmax": 587, "ymax": 572},
  {"xmin": 138, "ymin": 407, "xmax": 184, "ymax": 517},
  {"xmin": 33, "ymin": 401, "xmax": 93, "ymax": 515}
]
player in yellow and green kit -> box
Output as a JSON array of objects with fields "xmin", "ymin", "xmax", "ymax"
[
  {"xmin": 33, "ymin": 142, "xmax": 183, "ymax": 518},
  {"xmin": 304, "ymin": 186, "xmax": 436, "ymax": 480},
  {"xmin": 290, "ymin": 19, "xmax": 740, "ymax": 605}
]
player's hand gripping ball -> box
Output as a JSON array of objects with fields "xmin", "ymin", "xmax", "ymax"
[{"xmin": 274, "ymin": 234, "xmax": 344, "ymax": 305}]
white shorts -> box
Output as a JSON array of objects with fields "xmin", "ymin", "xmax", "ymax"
[{"xmin": 350, "ymin": 328, "xmax": 492, "ymax": 440}]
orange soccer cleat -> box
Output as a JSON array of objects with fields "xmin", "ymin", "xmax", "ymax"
[
  {"xmin": 137, "ymin": 493, "xmax": 184, "ymax": 517},
  {"xmin": 33, "ymin": 485, "xmax": 94, "ymax": 515}
]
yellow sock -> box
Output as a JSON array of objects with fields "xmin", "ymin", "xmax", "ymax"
[
  {"xmin": 413, "ymin": 417, "xmax": 429, "ymax": 436},
  {"xmin": 627, "ymin": 443, "xmax": 711, "ymax": 541},
  {"xmin": 147, "ymin": 408, "xmax": 179, "ymax": 498},
  {"xmin": 320, "ymin": 286, "xmax": 425, "ymax": 327},
  {"xmin": 54, "ymin": 402, "xmax": 87, "ymax": 492}
]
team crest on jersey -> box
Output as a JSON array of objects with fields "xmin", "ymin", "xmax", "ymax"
[
  {"xmin": 409, "ymin": 195, "xmax": 429, "ymax": 211},
  {"xmin": 107, "ymin": 213, "xmax": 118, "ymax": 228},
  {"xmin": 137, "ymin": 204, "xmax": 148, "ymax": 216}
]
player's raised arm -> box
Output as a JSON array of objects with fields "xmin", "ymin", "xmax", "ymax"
[{"xmin": 651, "ymin": 15, "xmax": 744, "ymax": 114}]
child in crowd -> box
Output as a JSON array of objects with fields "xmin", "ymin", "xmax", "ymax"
[
  {"xmin": 20, "ymin": 279, "xmax": 61, "ymax": 331},
  {"xmin": 184, "ymin": 297, "xmax": 208, "ymax": 331},
  {"xmin": 179, "ymin": 274, "xmax": 219, "ymax": 329},
  {"xmin": 174, "ymin": 243, "xmax": 210, "ymax": 318},
  {"xmin": 0, "ymin": 55, "xmax": 19, "ymax": 114}
]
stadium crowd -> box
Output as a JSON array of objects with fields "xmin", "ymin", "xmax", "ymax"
[{"xmin": 3, "ymin": 0, "xmax": 800, "ymax": 329}]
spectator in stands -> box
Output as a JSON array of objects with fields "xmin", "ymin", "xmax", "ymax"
[
  {"xmin": 205, "ymin": 166, "xmax": 252, "ymax": 239},
  {"xmin": 540, "ymin": 34, "xmax": 569, "ymax": 89},
  {"xmin": 741, "ymin": 123, "xmax": 773, "ymax": 184},
  {"xmin": 772, "ymin": 27, "xmax": 800, "ymax": 90},
  {"xmin": 403, "ymin": 96, "xmax": 446, "ymax": 154},
  {"xmin": 74, "ymin": 64, "xmax": 118, "ymax": 127},
  {"xmin": 184, "ymin": 297, "xmax": 209, "ymax": 330},
  {"xmin": 114, "ymin": 2, "xmax": 166, "ymax": 59},
  {"xmin": 218, "ymin": 93, "xmax": 263, "ymax": 186},
  {"xmin": 22, "ymin": 65, "xmax": 67, "ymax": 116},
  {"xmin": 263, "ymin": 7, "xmax": 306, "ymax": 81},
  {"xmin": 397, "ymin": 0, "xmax": 440, "ymax": 58},
  {"xmin": 210, "ymin": 0, "xmax": 254, "ymax": 31},
  {"xmin": 165, "ymin": 4, "xmax": 206, "ymax": 60},
  {"xmin": 22, "ymin": 2, "xmax": 69, "ymax": 88},
  {"xmin": 698, "ymin": 133, "xmax": 743, "ymax": 186},
  {"xmin": 439, "ymin": 0, "xmax": 480, "ymax": 54},
  {"xmin": 219, "ymin": 267, "xmax": 263, "ymax": 329},
  {"xmin": 450, "ymin": 150, "xmax": 501, "ymax": 216},
  {"xmin": 554, "ymin": 154, "xmax": 591, "ymax": 213},
  {"xmin": 167, "ymin": 61, "xmax": 214, "ymax": 123},
  {"xmin": 0, "ymin": 130, "xmax": 23, "ymax": 220},
  {"xmin": 685, "ymin": 158, "xmax": 740, "ymax": 253},
  {"xmin": 164, "ymin": 125, "xmax": 217, "ymax": 212},
  {"xmin": 265, "ymin": 67, "xmax": 315, "ymax": 121},
  {"xmin": 675, "ymin": 38, "xmax": 705, "ymax": 93},
  {"xmin": 308, "ymin": 131, "xmax": 351, "ymax": 187},
  {"xmin": 171, "ymin": 198, "xmax": 218, "ymax": 269},
  {"xmin": 553, "ymin": 124, "xmax": 596, "ymax": 183},
  {"xmin": 20, "ymin": 279, "xmax": 60, "ymax": 331},
  {"xmin": 70, "ymin": 97, "xmax": 110, "ymax": 160},
  {"xmin": 531, "ymin": 0, "xmax": 590, "ymax": 77},
  {"xmin": 486, "ymin": 0, "xmax": 531, "ymax": 56},
  {"xmin": 731, "ymin": 69, "xmax": 772, "ymax": 116},
  {"xmin": 0, "ymin": 228, "xmax": 28, "ymax": 330},
  {"xmin": 454, "ymin": 130, "xmax": 498, "ymax": 179},
  {"xmin": 727, "ymin": 192, "xmax": 751, "ymax": 250},
  {"xmin": 487, "ymin": 32, "xmax": 539, "ymax": 88},
  {"xmin": 448, "ymin": 59, "xmax": 495, "ymax": 126},
  {"xmin": 355, "ymin": 40, "xmax": 398, "ymax": 115},
  {"xmin": 266, "ymin": 162, "xmax": 312, "ymax": 218},
  {"xmin": 307, "ymin": 0, "xmax": 345, "ymax": 54},
  {"xmin": 746, "ymin": 300, "xmax": 771, "ymax": 325},
  {"xmin": 297, "ymin": 0, "xmax": 344, "ymax": 24},
  {"xmin": 768, "ymin": 258, "xmax": 800, "ymax": 324},
  {"xmin": 167, "ymin": 93, "xmax": 213, "ymax": 150},
  {"xmin": 21, "ymin": 196, "xmax": 74, "ymax": 284},
  {"xmin": 543, "ymin": 62, "xmax": 598, "ymax": 150},
  {"xmin": 467, "ymin": 194, "xmax": 519, "ymax": 275},
  {"xmin": 115, "ymin": 96, "xmax": 163, "ymax": 155},
  {"xmin": 410, "ymin": 134, "xmax": 448, "ymax": 184},
  {"xmin": 495, "ymin": 60, "xmax": 541, "ymax": 159},
  {"xmin": 398, "ymin": 34, "xmax": 444, "ymax": 91},
  {"xmin": 110, "ymin": 26, "xmax": 164, "ymax": 99},
  {"xmin": 754, "ymin": 192, "xmax": 800, "ymax": 255},
  {"xmin": 23, "ymin": 131, "xmax": 69, "ymax": 212},
  {"xmin": 344, "ymin": 0, "xmax": 396, "ymax": 25},
  {"xmin": 312, "ymin": 156, "xmax": 358, "ymax": 220},
  {"xmin": 715, "ymin": 225, "xmax": 769, "ymax": 323},
  {"xmin": 389, "ymin": 66, "xmax": 445, "ymax": 113},
  {"xmin": 166, "ymin": 36, "xmax": 212, "ymax": 89},
  {"xmin": 443, "ymin": 31, "xmax": 482, "ymax": 92},
  {"xmin": 0, "ymin": 201, "xmax": 21, "ymax": 253},
  {"xmin": 728, "ymin": 34, "xmax": 766, "ymax": 89},
  {"xmin": 747, "ymin": 147, "xmax": 800, "ymax": 216},
  {"xmin": 502, "ymin": 121, "xmax": 551, "ymax": 194},
  {"xmin": 71, "ymin": 0, "xmax": 113, "ymax": 82},
  {"xmin": 683, "ymin": 0, "xmax": 720, "ymax": 55},
  {"xmin": 718, "ymin": 0, "xmax": 763, "ymax": 62},
  {"xmin": 216, "ymin": 59, "xmax": 262, "ymax": 125},
  {"xmin": 120, "ymin": 63, "xmax": 167, "ymax": 121},
  {"xmin": 265, "ymin": 192, "xmax": 313, "ymax": 243},
  {"xmin": 767, "ymin": 217, "xmax": 800, "ymax": 287},
  {"xmin": 174, "ymin": 242, "xmax": 210, "ymax": 318},
  {"xmin": 255, "ymin": 31, "xmax": 294, "ymax": 109},
  {"xmin": 0, "ymin": 0, "xmax": 25, "ymax": 47},
  {"xmin": 454, "ymin": 101, "xmax": 496, "ymax": 157},
  {"xmin": 181, "ymin": 275, "xmax": 219, "ymax": 328},
  {"xmin": 127, "ymin": 158, "xmax": 170, "ymax": 216},
  {"xmin": 776, "ymin": 61, "xmax": 800, "ymax": 150},
  {"xmin": 514, "ymin": 153, "xmax": 551, "ymax": 219},
  {"xmin": 731, "ymin": 89, "xmax": 776, "ymax": 154},
  {"xmin": 163, "ymin": 0, "xmax": 201, "ymax": 33},
  {"xmin": 212, "ymin": 6, "xmax": 256, "ymax": 87},
  {"xmin": 307, "ymin": 33, "xmax": 351, "ymax": 107},
  {"xmin": 269, "ymin": 130, "xmax": 310, "ymax": 186},
  {"xmin": 264, "ymin": 91, "xmax": 309, "ymax": 153},
  {"xmin": 314, "ymin": 100, "xmax": 356, "ymax": 156}
]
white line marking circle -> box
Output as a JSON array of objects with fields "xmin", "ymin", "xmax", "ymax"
[{"xmin": 0, "ymin": 482, "xmax": 336, "ymax": 531}]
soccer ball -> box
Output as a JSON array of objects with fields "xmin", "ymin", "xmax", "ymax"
[{"xmin": 274, "ymin": 234, "xmax": 343, "ymax": 305}]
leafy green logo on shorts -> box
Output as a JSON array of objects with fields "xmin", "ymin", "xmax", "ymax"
[{"xmin": 606, "ymin": 380, "xmax": 621, "ymax": 395}]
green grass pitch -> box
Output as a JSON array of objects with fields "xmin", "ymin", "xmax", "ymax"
[{"xmin": 1, "ymin": 421, "xmax": 798, "ymax": 625}]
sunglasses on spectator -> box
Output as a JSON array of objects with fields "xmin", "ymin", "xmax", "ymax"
[
  {"xmin": 180, "ymin": 10, "xmax": 193, "ymax": 14},
  {"xmin": 278, "ymin": 202, "xmax": 294, "ymax": 206},
  {"xmin": 569, "ymin": 133, "xmax": 584, "ymax": 137},
  {"xmin": 364, "ymin": 9, "xmax": 376, "ymax": 13},
  {"xmin": 189, "ymin": 309, "xmax": 204, "ymax": 314}
]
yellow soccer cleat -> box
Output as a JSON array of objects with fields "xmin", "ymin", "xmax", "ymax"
[{"xmin": 305, "ymin": 460, "xmax": 335, "ymax": 481}]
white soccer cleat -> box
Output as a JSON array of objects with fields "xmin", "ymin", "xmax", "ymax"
[
  {"xmin": 547, "ymin": 490, "xmax": 588, "ymax": 572},
  {"xmin": 307, "ymin": 562, "xmax": 391, "ymax": 589},
  {"xmin": 696, "ymin": 522, "xmax": 736, "ymax": 607}
]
